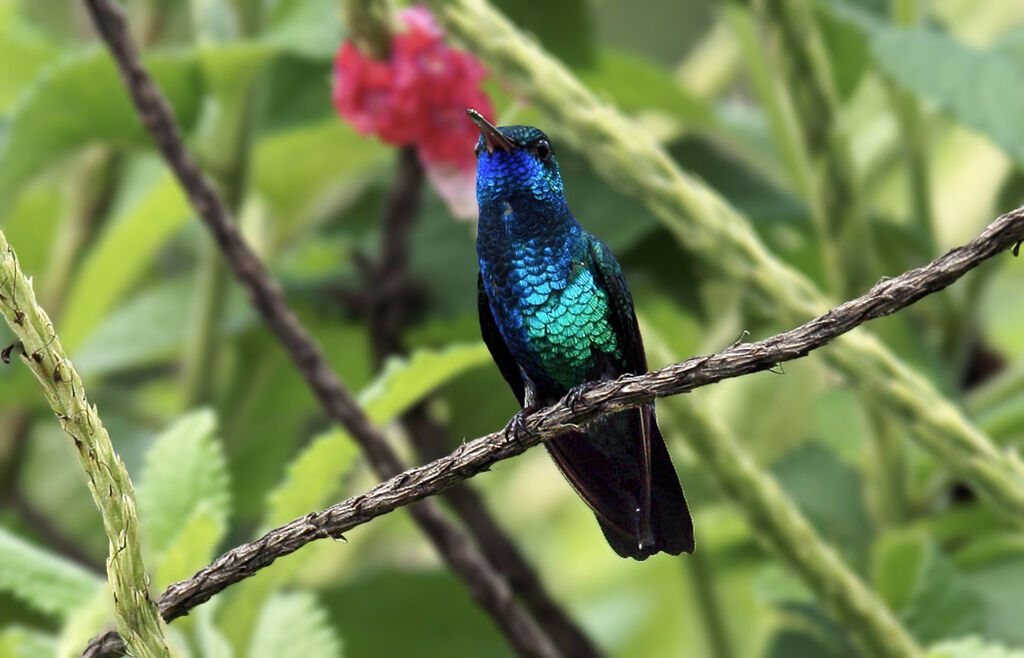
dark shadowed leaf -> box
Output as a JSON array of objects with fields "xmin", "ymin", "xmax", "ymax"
[{"xmin": 873, "ymin": 531, "xmax": 984, "ymax": 644}]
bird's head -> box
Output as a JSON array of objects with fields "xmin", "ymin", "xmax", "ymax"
[{"xmin": 467, "ymin": 109, "xmax": 566, "ymax": 216}]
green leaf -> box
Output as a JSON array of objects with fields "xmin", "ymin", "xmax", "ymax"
[
  {"xmin": 60, "ymin": 173, "xmax": 190, "ymax": 351},
  {"xmin": 197, "ymin": 41, "xmax": 276, "ymax": 99},
  {"xmin": 247, "ymin": 592, "xmax": 342, "ymax": 658},
  {"xmin": 814, "ymin": 2, "xmax": 872, "ymax": 100},
  {"xmin": 0, "ymin": 627, "xmax": 56, "ymax": 658},
  {"xmin": 55, "ymin": 588, "xmax": 117, "ymax": 658},
  {"xmin": 0, "ymin": 179, "xmax": 62, "ymax": 284},
  {"xmin": 771, "ymin": 443, "xmax": 875, "ymax": 562},
  {"xmin": 251, "ymin": 118, "xmax": 388, "ymax": 236},
  {"xmin": 195, "ymin": 601, "xmax": 234, "ymax": 658},
  {"xmin": 264, "ymin": 429, "xmax": 360, "ymax": 528},
  {"xmin": 963, "ymin": 555, "xmax": 1024, "ymax": 645},
  {"xmin": 262, "ymin": 0, "xmax": 343, "ymax": 59},
  {"xmin": 0, "ymin": 50, "xmax": 202, "ymax": 218},
  {"xmin": 873, "ymin": 530, "xmax": 928, "ymax": 612},
  {"xmin": 359, "ymin": 343, "xmax": 492, "ymax": 423},
  {"xmin": 73, "ymin": 274, "xmax": 254, "ymax": 376},
  {"xmin": 0, "ymin": 526, "xmax": 101, "ymax": 618},
  {"xmin": 928, "ymin": 637, "xmax": 1024, "ymax": 658},
  {"xmin": 152, "ymin": 506, "xmax": 226, "ymax": 590},
  {"xmin": 873, "ymin": 26, "xmax": 1024, "ymax": 166},
  {"xmin": 578, "ymin": 50, "xmax": 713, "ymax": 125},
  {"xmin": 873, "ymin": 531, "xmax": 983, "ymax": 644},
  {"xmin": 0, "ymin": 2, "xmax": 59, "ymax": 112},
  {"xmin": 493, "ymin": 0, "xmax": 594, "ymax": 68},
  {"xmin": 264, "ymin": 343, "xmax": 490, "ymax": 527},
  {"xmin": 765, "ymin": 603, "xmax": 859, "ymax": 658},
  {"xmin": 321, "ymin": 570, "xmax": 508, "ymax": 658},
  {"xmin": 137, "ymin": 410, "xmax": 230, "ymax": 573},
  {"xmin": 224, "ymin": 343, "xmax": 492, "ymax": 650}
]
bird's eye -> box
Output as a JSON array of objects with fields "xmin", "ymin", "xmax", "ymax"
[{"xmin": 534, "ymin": 139, "xmax": 552, "ymax": 161}]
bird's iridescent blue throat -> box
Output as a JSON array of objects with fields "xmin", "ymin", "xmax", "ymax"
[{"xmin": 473, "ymin": 124, "xmax": 567, "ymax": 224}]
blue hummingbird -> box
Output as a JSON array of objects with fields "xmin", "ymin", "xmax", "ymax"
[{"xmin": 469, "ymin": 109, "xmax": 694, "ymax": 559}]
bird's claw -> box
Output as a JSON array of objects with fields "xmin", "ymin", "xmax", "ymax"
[
  {"xmin": 566, "ymin": 385, "xmax": 586, "ymax": 413},
  {"xmin": 504, "ymin": 409, "xmax": 531, "ymax": 448}
]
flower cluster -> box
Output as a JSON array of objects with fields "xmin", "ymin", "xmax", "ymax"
[{"xmin": 333, "ymin": 6, "xmax": 493, "ymax": 216}]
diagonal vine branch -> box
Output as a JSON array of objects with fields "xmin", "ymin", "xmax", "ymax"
[
  {"xmin": 76, "ymin": 0, "xmax": 1024, "ymax": 655},
  {"xmin": 80, "ymin": 1, "xmax": 559, "ymax": 657},
  {"xmin": 156, "ymin": 202, "xmax": 1024, "ymax": 624}
]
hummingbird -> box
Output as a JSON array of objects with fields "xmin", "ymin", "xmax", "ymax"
[{"xmin": 469, "ymin": 109, "xmax": 694, "ymax": 559}]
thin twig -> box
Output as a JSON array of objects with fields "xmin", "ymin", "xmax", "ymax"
[
  {"xmin": 80, "ymin": 1, "xmax": 558, "ymax": 656},
  {"xmin": 156, "ymin": 202, "xmax": 1024, "ymax": 623}
]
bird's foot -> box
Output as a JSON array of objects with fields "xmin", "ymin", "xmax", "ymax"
[
  {"xmin": 503, "ymin": 407, "xmax": 537, "ymax": 449},
  {"xmin": 566, "ymin": 384, "xmax": 587, "ymax": 413}
]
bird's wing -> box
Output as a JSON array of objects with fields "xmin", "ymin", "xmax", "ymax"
[
  {"xmin": 585, "ymin": 236, "xmax": 653, "ymax": 547},
  {"xmin": 478, "ymin": 271, "xmax": 526, "ymax": 406},
  {"xmin": 585, "ymin": 237, "xmax": 647, "ymax": 373}
]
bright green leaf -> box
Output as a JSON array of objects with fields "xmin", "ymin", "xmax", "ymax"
[
  {"xmin": 262, "ymin": 0, "xmax": 343, "ymax": 59},
  {"xmin": 359, "ymin": 343, "xmax": 492, "ymax": 423},
  {"xmin": 55, "ymin": 587, "xmax": 117, "ymax": 658},
  {"xmin": 196, "ymin": 601, "xmax": 234, "ymax": 658},
  {"xmin": 0, "ymin": 526, "xmax": 101, "ymax": 618},
  {"xmin": 264, "ymin": 343, "xmax": 490, "ymax": 528},
  {"xmin": 197, "ymin": 40, "xmax": 275, "ymax": 99},
  {"xmin": 0, "ymin": 626, "xmax": 57, "ymax": 658},
  {"xmin": 928, "ymin": 637, "xmax": 1024, "ymax": 658},
  {"xmin": 137, "ymin": 410, "xmax": 230, "ymax": 567},
  {"xmin": 73, "ymin": 274, "xmax": 254, "ymax": 376},
  {"xmin": 228, "ymin": 343, "xmax": 491, "ymax": 649},
  {"xmin": 0, "ymin": 179, "xmax": 62, "ymax": 285},
  {"xmin": 873, "ymin": 530, "xmax": 929, "ymax": 612},
  {"xmin": 60, "ymin": 173, "xmax": 190, "ymax": 351},
  {"xmin": 0, "ymin": 1, "xmax": 59, "ymax": 112},
  {"xmin": 264, "ymin": 429, "xmax": 360, "ymax": 528},
  {"xmin": 251, "ymin": 118, "xmax": 388, "ymax": 235},
  {"xmin": 152, "ymin": 505, "xmax": 226, "ymax": 590},
  {"xmin": 0, "ymin": 50, "xmax": 201, "ymax": 218},
  {"xmin": 247, "ymin": 592, "xmax": 342, "ymax": 658}
]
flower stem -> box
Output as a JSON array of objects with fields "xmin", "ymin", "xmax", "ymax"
[{"xmin": 0, "ymin": 230, "xmax": 169, "ymax": 658}]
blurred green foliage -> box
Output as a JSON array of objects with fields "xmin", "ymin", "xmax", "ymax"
[{"xmin": 1, "ymin": 0, "xmax": 1024, "ymax": 657}]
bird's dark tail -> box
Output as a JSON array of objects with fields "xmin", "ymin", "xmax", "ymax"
[{"xmin": 545, "ymin": 406, "xmax": 694, "ymax": 560}]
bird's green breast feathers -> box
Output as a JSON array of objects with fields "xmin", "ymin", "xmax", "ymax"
[{"xmin": 521, "ymin": 261, "xmax": 620, "ymax": 387}]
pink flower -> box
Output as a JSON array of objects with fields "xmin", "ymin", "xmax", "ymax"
[{"xmin": 332, "ymin": 6, "xmax": 494, "ymax": 217}]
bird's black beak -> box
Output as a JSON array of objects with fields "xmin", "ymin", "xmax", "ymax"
[{"xmin": 467, "ymin": 108, "xmax": 515, "ymax": 154}]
